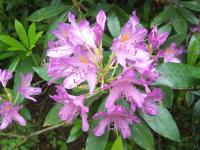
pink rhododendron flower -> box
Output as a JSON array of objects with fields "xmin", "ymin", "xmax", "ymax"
[
  {"xmin": 111, "ymin": 11, "xmax": 148, "ymax": 68},
  {"xmin": 104, "ymin": 69, "xmax": 146, "ymax": 110},
  {"xmin": 47, "ymin": 11, "xmax": 106, "ymax": 94},
  {"xmin": 18, "ymin": 73, "xmax": 42, "ymax": 102},
  {"xmin": 0, "ymin": 101, "xmax": 26, "ymax": 129},
  {"xmin": 92, "ymin": 10, "xmax": 106, "ymax": 45},
  {"xmin": 0, "ymin": 69, "xmax": 12, "ymax": 87},
  {"xmin": 93, "ymin": 105, "xmax": 139, "ymax": 139},
  {"xmin": 158, "ymin": 43, "xmax": 184, "ymax": 63},
  {"xmin": 50, "ymin": 86, "xmax": 89, "ymax": 131},
  {"xmin": 148, "ymin": 27, "xmax": 168, "ymax": 50}
]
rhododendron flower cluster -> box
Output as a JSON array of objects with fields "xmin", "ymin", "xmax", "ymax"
[
  {"xmin": 45, "ymin": 10, "xmax": 183, "ymax": 139},
  {"xmin": 0, "ymin": 70, "xmax": 41, "ymax": 129}
]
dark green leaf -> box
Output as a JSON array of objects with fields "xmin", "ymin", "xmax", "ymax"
[
  {"xmin": 141, "ymin": 106, "xmax": 180, "ymax": 142},
  {"xmin": 173, "ymin": 19, "xmax": 187, "ymax": 34},
  {"xmin": 158, "ymin": 23, "xmax": 172, "ymax": 35},
  {"xmin": 179, "ymin": 1, "xmax": 200, "ymax": 11},
  {"xmin": 156, "ymin": 63, "xmax": 200, "ymax": 89},
  {"xmin": 151, "ymin": 6, "xmax": 174, "ymax": 27},
  {"xmin": 111, "ymin": 4, "xmax": 129, "ymax": 25},
  {"xmin": 188, "ymin": 33, "xmax": 200, "ymax": 65},
  {"xmin": 177, "ymin": 7, "xmax": 199, "ymax": 24},
  {"xmin": 21, "ymin": 107, "xmax": 31, "ymax": 121},
  {"xmin": 28, "ymin": 4, "xmax": 69, "ymax": 22},
  {"xmin": 164, "ymin": 33, "xmax": 186, "ymax": 47},
  {"xmin": 102, "ymin": 34, "xmax": 112, "ymax": 47},
  {"xmin": 107, "ymin": 12, "xmax": 121, "ymax": 37},
  {"xmin": 161, "ymin": 86, "xmax": 173, "ymax": 108},
  {"xmin": 111, "ymin": 135, "xmax": 123, "ymax": 150},
  {"xmin": 8, "ymin": 56, "xmax": 20, "ymax": 72},
  {"xmin": 186, "ymin": 92, "xmax": 194, "ymax": 107},
  {"xmin": 15, "ymin": 19, "xmax": 29, "ymax": 48},
  {"xmin": 86, "ymin": 96, "xmax": 109, "ymax": 150},
  {"xmin": 194, "ymin": 100, "xmax": 200, "ymax": 117},
  {"xmin": 43, "ymin": 104, "xmax": 62, "ymax": 127},
  {"xmin": 131, "ymin": 122, "xmax": 155, "ymax": 150},
  {"xmin": 67, "ymin": 121, "xmax": 83, "ymax": 143}
]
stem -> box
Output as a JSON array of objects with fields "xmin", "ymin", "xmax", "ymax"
[
  {"xmin": 13, "ymin": 92, "xmax": 19, "ymax": 105},
  {"xmin": 0, "ymin": 122, "xmax": 67, "ymax": 149},
  {"xmin": 111, "ymin": 62, "xmax": 118, "ymax": 78}
]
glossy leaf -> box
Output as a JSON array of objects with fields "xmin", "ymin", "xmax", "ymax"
[
  {"xmin": 15, "ymin": 19, "xmax": 29, "ymax": 48},
  {"xmin": 107, "ymin": 12, "xmax": 121, "ymax": 37},
  {"xmin": 8, "ymin": 56, "xmax": 20, "ymax": 72},
  {"xmin": 177, "ymin": 7, "xmax": 199, "ymax": 24},
  {"xmin": 131, "ymin": 122, "xmax": 155, "ymax": 150},
  {"xmin": 111, "ymin": 135, "xmax": 123, "ymax": 150},
  {"xmin": 151, "ymin": 6, "xmax": 173, "ymax": 27},
  {"xmin": 28, "ymin": 4, "xmax": 69, "ymax": 22},
  {"xmin": 43, "ymin": 104, "xmax": 62, "ymax": 127},
  {"xmin": 156, "ymin": 63, "xmax": 200, "ymax": 89},
  {"xmin": 179, "ymin": 1, "xmax": 200, "ymax": 11},
  {"xmin": 188, "ymin": 33, "xmax": 200, "ymax": 65},
  {"xmin": 141, "ymin": 106, "xmax": 180, "ymax": 142},
  {"xmin": 165, "ymin": 33, "xmax": 186, "ymax": 47},
  {"xmin": 158, "ymin": 23, "xmax": 172, "ymax": 35},
  {"xmin": 0, "ymin": 35, "xmax": 27, "ymax": 51},
  {"xmin": 161, "ymin": 86, "xmax": 173, "ymax": 108},
  {"xmin": 67, "ymin": 121, "xmax": 83, "ymax": 143},
  {"xmin": 173, "ymin": 19, "xmax": 187, "ymax": 34}
]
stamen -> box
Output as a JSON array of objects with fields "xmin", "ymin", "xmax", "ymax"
[{"xmin": 120, "ymin": 33, "xmax": 129, "ymax": 42}]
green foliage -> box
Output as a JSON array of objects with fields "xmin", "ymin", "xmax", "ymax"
[
  {"xmin": 141, "ymin": 106, "xmax": 180, "ymax": 142},
  {"xmin": 43, "ymin": 104, "xmax": 62, "ymax": 127}
]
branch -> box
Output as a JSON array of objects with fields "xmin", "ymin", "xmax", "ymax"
[{"xmin": 1, "ymin": 122, "xmax": 67, "ymax": 150}]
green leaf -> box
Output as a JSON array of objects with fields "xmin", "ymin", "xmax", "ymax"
[
  {"xmin": 164, "ymin": 33, "xmax": 186, "ymax": 47},
  {"xmin": 21, "ymin": 107, "xmax": 31, "ymax": 121},
  {"xmin": 186, "ymin": 92, "xmax": 194, "ymax": 107},
  {"xmin": 67, "ymin": 122, "xmax": 83, "ymax": 143},
  {"xmin": 102, "ymin": 34, "xmax": 112, "ymax": 47},
  {"xmin": 107, "ymin": 12, "xmax": 121, "ymax": 37},
  {"xmin": 15, "ymin": 19, "xmax": 29, "ymax": 48},
  {"xmin": 0, "ymin": 52, "xmax": 15, "ymax": 60},
  {"xmin": 158, "ymin": 23, "xmax": 172, "ymax": 35},
  {"xmin": 173, "ymin": 19, "xmax": 187, "ymax": 34},
  {"xmin": 161, "ymin": 86, "xmax": 173, "ymax": 108},
  {"xmin": 188, "ymin": 33, "xmax": 200, "ymax": 65},
  {"xmin": 131, "ymin": 122, "xmax": 155, "ymax": 150},
  {"xmin": 111, "ymin": 4, "xmax": 129, "ymax": 25},
  {"xmin": 43, "ymin": 104, "xmax": 62, "ymax": 127},
  {"xmin": 156, "ymin": 63, "xmax": 200, "ymax": 89},
  {"xmin": 28, "ymin": 22, "xmax": 36, "ymax": 48},
  {"xmin": 177, "ymin": 7, "xmax": 199, "ymax": 24},
  {"xmin": 86, "ymin": 96, "xmax": 109, "ymax": 150},
  {"xmin": 151, "ymin": 6, "xmax": 174, "ymax": 27},
  {"xmin": 111, "ymin": 135, "xmax": 123, "ymax": 150},
  {"xmin": 194, "ymin": 100, "xmax": 200, "ymax": 117},
  {"xmin": 33, "ymin": 65, "xmax": 51, "ymax": 81},
  {"xmin": 8, "ymin": 56, "xmax": 20, "ymax": 72},
  {"xmin": 179, "ymin": 1, "xmax": 200, "ymax": 11},
  {"xmin": 28, "ymin": 4, "xmax": 69, "ymax": 22},
  {"xmin": 0, "ymin": 35, "xmax": 27, "ymax": 51},
  {"xmin": 141, "ymin": 106, "xmax": 180, "ymax": 142},
  {"xmin": 33, "ymin": 66, "xmax": 62, "ymax": 84}
]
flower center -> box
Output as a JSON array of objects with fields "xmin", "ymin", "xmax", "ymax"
[
  {"xmin": 79, "ymin": 55, "xmax": 90, "ymax": 64},
  {"xmin": 61, "ymin": 28, "xmax": 68, "ymax": 37},
  {"xmin": 120, "ymin": 33, "xmax": 129, "ymax": 42},
  {"xmin": 165, "ymin": 48, "xmax": 174, "ymax": 54},
  {"xmin": 3, "ymin": 105, "xmax": 11, "ymax": 111}
]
